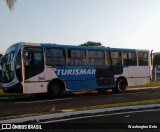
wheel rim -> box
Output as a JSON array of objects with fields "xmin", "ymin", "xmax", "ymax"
[
  {"xmin": 50, "ymin": 84, "xmax": 61, "ymax": 96},
  {"xmin": 117, "ymin": 79, "xmax": 126, "ymax": 92},
  {"xmin": 51, "ymin": 84, "xmax": 61, "ymax": 96}
]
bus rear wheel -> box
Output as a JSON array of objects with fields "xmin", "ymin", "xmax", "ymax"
[
  {"xmin": 112, "ymin": 78, "xmax": 127, "ymax": 93},
  {"xmin": 48, "ymin": 81, "xmax": 63, "ymax": 97}
]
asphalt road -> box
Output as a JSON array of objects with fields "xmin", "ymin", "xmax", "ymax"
[
  {"xmin": 0, "ymin": 87, "xmax": 160, "ymax": 117},
  {"xmin": 42, "ymin": 109, "xmax": 160, "ymax": 131}
]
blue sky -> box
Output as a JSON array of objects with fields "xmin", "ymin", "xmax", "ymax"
[{"xmin": 1, "ymin": 0, "xmax": 160, "ymax": 54}]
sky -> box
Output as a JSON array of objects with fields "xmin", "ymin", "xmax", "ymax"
[{"xmin": 1, "ymin": 0, "xmax": 160, "ymax": 54}]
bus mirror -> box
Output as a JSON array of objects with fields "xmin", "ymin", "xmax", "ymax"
[{"xmin": 24, "ymin": 51, "xmax": 31, "ymax": 61}]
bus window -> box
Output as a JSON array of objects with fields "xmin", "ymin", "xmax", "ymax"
[
  {"xmin": 138, "ymin": 52, "xmax": 148, "ymax": 66},
  {"xmin": 111, "ymin": 51, "xmax": 122, "ymax": 66},
  {"xmin": 67, "ymin": 49, "xmax": 86, "ymax": 66},
  {"xmin": 33, "ymin": 53, "xmax": 43, "ymax": 65},
  {"xmin": 46, "ymin": 48, "xmax": 66, "ymax": 66},
  {"xmin": 16, "ymin": 51, "xmax": 21, "ymax": 69},
  {"xmin": 105, "ymin": 51, "xmax": 111, "ymax": 65},
  {"xmin": 123, "ymin": 52, "xmax": 137, "ymax": 66},
  {"xmin": 23, "ymin": 47, "xmax": 44, "ymax": 66},
  {"xmin": 88, "ymin": 50, "xmax": 105, "ymax": 66}
]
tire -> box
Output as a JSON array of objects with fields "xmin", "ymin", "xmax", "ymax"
[
  {"xmin": 48, "ymin": 81, "xmax": 62, "ymax": 97},
  {"xmin": 112, "ymin": 78, "xmax": 127, "ymax": 93}
]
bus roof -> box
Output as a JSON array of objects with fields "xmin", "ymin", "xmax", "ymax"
[
  {"xmin": 41, "ymin": 43, "xmax": 149, "ymax": 52},
  {"xmin": 6, "ymin": 42, "xmax": 149, "ymax": 53}
]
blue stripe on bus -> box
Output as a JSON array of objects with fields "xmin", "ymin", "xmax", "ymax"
[
  {"xmin": 53, "ymin": 66, "xmax": 122, "ymax": 90},
  {"xmin": 54, "ymin": 66, "xmax": 97, "ymax": 90}
]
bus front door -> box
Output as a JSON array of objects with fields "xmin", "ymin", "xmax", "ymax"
[{"xmin": 22, "ymin": 47, "xmax": 46, "ymax": 94}]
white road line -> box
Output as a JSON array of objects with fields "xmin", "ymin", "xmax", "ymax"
[
  {"xmin": 14, "ymin": 98, "xmax": 72, "ymax": 104},
  {"xmin": 40, "ymin": 108, "xmax": 160, "ymax": 124}
]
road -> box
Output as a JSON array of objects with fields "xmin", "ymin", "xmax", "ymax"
[
  {"xmin": 41, "ymin": 109, "xmax": 160, "ymax": 130},
  {"xmin": 0, "ymin": 87, "xmax": 160, "ymax": 117}
]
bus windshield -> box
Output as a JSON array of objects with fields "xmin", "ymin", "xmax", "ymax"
[{"xmin": 1, "ymin": 51, "xmax": 16, "ymax": 82}]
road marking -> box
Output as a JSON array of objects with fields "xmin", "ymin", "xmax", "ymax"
[
  {"xmin": 125, "ymin": 115, "xmax": 130, "ymax": 118},
  {"xmin": 40, "ymin": 108, "xmax": 160, "ymax": 124},
  {"xmin": 14, "ymin": 98, "xmax": 72, "ymax": 104}
]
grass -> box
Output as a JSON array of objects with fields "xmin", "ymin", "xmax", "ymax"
[
  {"xmin": 0, "ymin": 99, "xmax": 160, "ymax": 121},
  {"xmin": 0, "ymin": 111, "xmax": 56, "ymax": 121},
  {"xmin": 0, "ymin": 89, "xmax": 3, "ymax": 94},
  {"xmin": 0, "ymin": 89, "xmax": 25, "ymax": 96},
  {"xmin": 72, "ymin": 99, "xmax": 160, "ymax": 111},
  {"xmin": 143, "ymin": 81, "xmax": 160, "ymax": 87},
  {"xmin": 129, "ymin": 81, "xmax": 160, "ymax": 88}
]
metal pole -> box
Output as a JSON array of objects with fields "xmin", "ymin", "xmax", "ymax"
[{"xmin": 155, "ymin": 65, "xmax": 157, "ymax": 82}]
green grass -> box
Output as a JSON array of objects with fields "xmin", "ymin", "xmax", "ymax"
[
  {"xmin": 143, "ymin": 81, "xmax": 160, "ymax": 87},
  {"xmin": 0, "ymin": 89, "xmax": 24, "ymax": 96},
  {"xmin": 0, "ymin": 89, "xmax": 3, "ymax": 94},
  {"xmin": 128, "ymin": 81, "xmax": 160, "ymax": 88},
  {"xmin": 0, "ymin": 99, "xmax": 160, "ymax": 121},
  {"xmin": 0, "ymin": 111, "xmax": 56, "ymax": 121},
  {"xmin": 71, "ymin": 99, "xmax": 160, "ymax": 111}
]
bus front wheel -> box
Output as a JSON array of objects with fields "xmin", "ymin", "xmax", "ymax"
[
  {"xmin": 112, "ymin": 78, "xmax": 127, "ymax": 93},
  {"xmin": 48, "ymin": 81, "xmax": 63, "ymax": 97}
]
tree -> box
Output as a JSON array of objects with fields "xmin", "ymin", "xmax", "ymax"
[
  {"xmin": 80, "ymin": 41, "xmax": 105, "ymax": 47},
  {"xmin": 5, "ymin": 0, "xmax": 16, "ymax": 11}
]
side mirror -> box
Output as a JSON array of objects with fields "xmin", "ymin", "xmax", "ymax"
[{"xmin": 24, "ymin": 51, "xmax": 31, "ymax": 61}]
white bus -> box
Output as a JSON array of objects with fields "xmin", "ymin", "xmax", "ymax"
[{"xmin": 0, "ymin": 42, "xmax": 152, "ymax": 97}]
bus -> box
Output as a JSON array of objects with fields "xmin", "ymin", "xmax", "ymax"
[{"xmin": 0, "ymin": 42, "xmax": 152, "ymax": 97}]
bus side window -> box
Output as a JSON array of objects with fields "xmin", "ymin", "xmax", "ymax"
[
  {"xmin": 33, "ymin": 52, "xmax": 43, "ymax": 65},
  {"xmin": 67, "ymin": 49, "xmax": 86, "ymax": 66},
  {"xmin": 138, "ymin": 52, "xmax": 148, "ymax": 66},
  {"xmin": 105, "ymin": 52, "xmax": 111, "ymax": 66},
  {"xmin": 46, "ymin": 48, "xmax": 66, "ymax": 66},
  {"xmin": 111, "ymin": 51, "xmax": 122, "ymax": 66},
  {"xmin": 88, "ymin": 50, "xmax": 105, "ymax": 66},
  {"xmin": 88, "ymin": 50, "xmax": 95, "ymax": 66},
  {"xmin": 123, "ymin": 52, "xmax": 137, "ymax": 66}
]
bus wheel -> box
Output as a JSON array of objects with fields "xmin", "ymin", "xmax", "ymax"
[
  {"xmin": 112, "ymin": 78, "xmax": 127, "ymax": 93},
  {"xmin": 48, "ymin": 81, "xmax": 62, "ymax": 97}
]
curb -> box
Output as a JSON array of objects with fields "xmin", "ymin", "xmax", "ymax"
[{"xmin": 0, "ymin": 104, "xmax": 160, "ymax": 123}]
